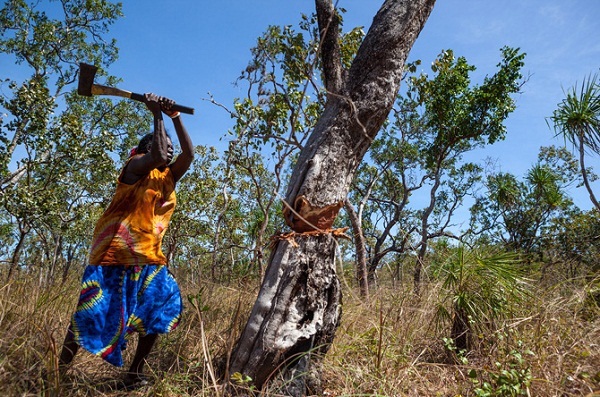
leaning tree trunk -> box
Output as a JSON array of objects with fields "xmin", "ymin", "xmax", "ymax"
[
  {"xmin": 578, "ymin": 134, "xmax": 600, "ymax": 211},
  {"xmin": 228, "ymin": 0, "xmax": 436, "ymax": 395}
]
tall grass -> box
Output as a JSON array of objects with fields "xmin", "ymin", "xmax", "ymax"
[{"xmin": 0, "ymin": 269, "xmax": 598, "ymax": 396}]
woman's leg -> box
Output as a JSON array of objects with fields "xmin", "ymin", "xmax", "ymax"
[
  {"xmin": 126, "ymin": 333, "xmax": 158, "ymax": 381},
  {"xmin": 59, "ymin": 326, "xmax": 79, "ymax": 370}
]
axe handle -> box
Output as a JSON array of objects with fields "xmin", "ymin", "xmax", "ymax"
[
  {"xmin": 129, "ymin": 92, "xmax": 195, "ymax": 115},
  {"xmin": 91, "ymin": 84, "xmax": 195, "ymax": 115},
  {"xmin": 167, "ymin": 102, "xmax": 195, "ymax": 115}
]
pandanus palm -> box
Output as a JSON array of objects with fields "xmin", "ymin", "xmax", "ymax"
[
  {"xmin": 435, "ymin": 246, "xmax": 530, "ymax": 352},
  {"xmin": 549, "ymin": 73, "xmax": 600, "ymax": 210}
]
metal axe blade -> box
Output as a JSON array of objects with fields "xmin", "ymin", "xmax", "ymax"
[
  {"xmin": 77, "ymin": 63, "xmax": 97, "ymax": 97},
  {"xmin": 77, "ymin": 63, "xmax": 195, "ymax": 115}
]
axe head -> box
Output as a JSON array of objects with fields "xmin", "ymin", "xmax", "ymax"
[{"xmin": 78, "ymin": 63, "xmax": 98, "ymax": 97}]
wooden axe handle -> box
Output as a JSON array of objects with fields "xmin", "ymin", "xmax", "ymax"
[
  {"xmin": 91, "ymin": 85, "xmax": 194, "ymax": 114},
  {"xmin": 169, "ymin": 103, "xmax": 195, "ymax": 115},
  {"xmin": 130, "ymin": 92, "xmax": 195, "ymax": 115}
]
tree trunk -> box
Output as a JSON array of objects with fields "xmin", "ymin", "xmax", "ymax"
[
  {"xmin": 413, "ymin": 241, "xmax": 427, "ymax": 296},
  {"xmin": 253, "ymin": 209, "xmax": 271, "ymax": 279},
  {"xmin": 46, "ymin": 234, "xmax": 62, "ymax": 285},
  {"xmin": 578, "ymin": 134, "xmax": 600, "ymax": 211},
  {"xmin": 228, "ymin": 234, "xmax": 341, "ymax": 394},
  {"xmin": 61, "ymin": 243, "xmax": 77, "ymax": 284},
  {"xmin": 228, "ymin": 0, "xmax": 436, "ymax": 394},
  {"xmin": 451, "ymin": 305, "xmax": 470, "ymax": 352},
  {"xmin": 212, "ymin": 183, "xmax": 230, "ymax": 281},
  {"xmin": 414, "ymin": 169, "xmax": 441, "ymax": 294},
  {"xmin": 7, "ymin": 224, "xmax": 28, "ymax": 282},
  {"xmin": 345, "ymin": 199, "xmax": 369, "ymax": 299}
]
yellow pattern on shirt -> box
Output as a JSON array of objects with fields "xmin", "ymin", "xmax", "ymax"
[{"xmin": 89, "ymin": 167, "xmax": 176, "ymax": 266}]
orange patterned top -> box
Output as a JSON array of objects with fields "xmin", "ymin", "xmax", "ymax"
[{"xmin": 89, "ymin": 165, "xmax": 176, "ymax": 266}]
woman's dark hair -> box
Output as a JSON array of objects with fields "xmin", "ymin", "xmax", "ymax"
[
  {"xmin": 137, "ymin": 133, "xmax": 154, "ymax": 154},
  {"xmin": 136, "ymin": 132, "xmax": 173, "ymax": 155}
]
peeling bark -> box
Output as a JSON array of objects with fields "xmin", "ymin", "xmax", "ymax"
[
  {"xmin": 229, "ymin": 234, "xmax": 341, "ymax": 394},
  {"xmin": 283, "ymin": 195, "xmax": 344, "ymax": 232},
  {"xmin": 228, "ymin": 1, "xmax": 436, "ymax": 394}
]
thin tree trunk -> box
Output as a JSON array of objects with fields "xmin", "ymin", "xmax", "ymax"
[
  {"xmin": 414, "ymin": 242, "xmax": 427, "ymax": 296},
  {"xmin": 7, "ymin": 225, "xmax": 28, "ymax": 282},
  {"xmin": 345, "ymin": 199, "xmax": 369, "ymax": 299},
  {"xmin": 62, "ymin": 243, "xmax": 76, "ymax": 284},
  {"xmin": 212, "ymin": 183, "xmax": 230, "ymax": 281},
  {"xmin": 414, "ymin": 168, "xmax": 441, "ymax": 294},
  {"xmin": 227, "ymin": 0, "xmax": 436, "ymax": 394},
  {"xmin": 45, "ymin": 234, "xmax": 63, "ymax": 285},
  {"xmin": 579, "ymin": 134, "xmax": 600, "ymax": 210}
]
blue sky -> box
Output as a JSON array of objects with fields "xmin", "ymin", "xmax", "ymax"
[
  {"xmin": 105, "ymin": 0, "xmax": 599, "ymax": 211},
  {"xmin": 6, "ymin": 1, "xmax": 600, "ymax": 212}
]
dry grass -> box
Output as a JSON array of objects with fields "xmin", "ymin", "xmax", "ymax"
[
  {"xmin": 320, "ymin": 281, "xmax": 600, "ymax": 397},
  {"xmin": 0, "ymin": 270, "xmax": 598, "ymax": 396}
]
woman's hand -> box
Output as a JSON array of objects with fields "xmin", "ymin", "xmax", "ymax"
[
  {"xmin": 143, "ymin": 93, "xmax": 162, "ymax": 116},
  {"xmin": 144, "ymin": 93, "xmax": 178, "ymax": 118},
  {"xmin": 158, "ymin": 97, "xmax": 179, "ymax": 118}
]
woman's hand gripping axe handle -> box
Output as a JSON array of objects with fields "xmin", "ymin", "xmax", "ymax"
[{"xmin": 77, "ymin": 63, "xmax": 195, "ymax": 115}]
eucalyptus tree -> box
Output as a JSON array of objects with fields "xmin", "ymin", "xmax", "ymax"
[
  {"xmin": 470, "ymin": 146, "xmax": 577, "ymax": 257},
  {"xmin": 227, "ymin": 1, "xmax": 437, "ymax": 395},
  {"xmin": 209, "ymin": 150, "xmax": 284, "ymax": 282},
  {"xmin": 217, "ymin": 13, "xmax": 363, "ymax": 280},
  {"xmin": 549, "ymin": 73, "xmax": 600, "ymax": 211},
  {"xmin": 0, "ymin": 212, "xmax": 13, "ymax": 262},
  {"xmin": 0, "ymin": 0, "xmax": 123, "ymax": 182},
  {"xmin": 346, "ymin": 121, "xmax": 422, "ymax": 296},
  {"xmin": 163, "ymin": 145, "xmax": 224, "ymax": 280},
  {"xmin": 224, "ymin": 143, "xmax": 288, "ymax": 279},
  {"xmin": 0, "ymin": 0, "xmax": 145, "ymax": 281},
  {"xmin": 543, "ymin": 209, "xmax": 600, "ymax": 280},
  {"xmin": 358, "ymin": 48, "xmax": 526, "ymax": 294}
]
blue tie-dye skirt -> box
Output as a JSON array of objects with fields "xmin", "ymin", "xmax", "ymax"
[{"xmin": 70, "ymin": 264, "xmax": 182, "ymax": 367}]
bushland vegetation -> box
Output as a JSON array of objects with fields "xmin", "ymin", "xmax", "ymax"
[{"xmin": 1, "ymin": 1, "xmax": 599, "ymax": 396}]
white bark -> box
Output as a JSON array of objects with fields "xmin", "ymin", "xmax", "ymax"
[{"xmin": 228, "ymin": 1, "xmax": 436, "ymax": 394}]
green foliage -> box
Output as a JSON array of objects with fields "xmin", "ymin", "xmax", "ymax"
[
  {"xmin": 0, "ymin": 0, "xmax": 145, "ymax": 281},
  {"xmin": 471, "ymin": 146, "xmax": 577, "ymax": 255},
  {"xmin": 230, "ymin": 9, "xmax": 367, "ymax": 162},
  {"xmin": 0, "ymin": 0, "xmax": 121, "ymax": 89},
  {"xmin": 164, "ymin": 146, "xmax": 223, "ymax": 268},
  {"xmin": 470, "ymin": 339, "xmax": 534, "ymax": 397},
  {"xmin": 232, "ymin": 13, "xmax": 328, "ymax": 156},
  {"xmin": 349, "ymin": 47, "xmax": 525, "ymax": 285},
  {"xmin": 339, "ymin": 25, "xmax": 364, "ymax": 69},
  {"xmin": 549, "ymin": 73, "xmax": 600, "ymax": 154},
  {"xmin": 231, "ymin": 372, "xmax": 254, "ymax": 387},
  {"xmin": 434, "ymin": 246, "xmax": 530, "ymax": 351},
  {"xmin": 410, "ymin": 47, "xmax": 525, "ymax": 169},
  {"xmin": 227, "ymin": 17, "xmax": 326, "ymax": 261},
  {"xmin": 543, "ymin": 209, "xmax": 600, "ymax": 280},
  {"xmin": 549, "ymin": 72, "xmax": 600, "ymax": 210}
]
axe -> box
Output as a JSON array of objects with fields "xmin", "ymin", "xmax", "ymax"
[{"xmin": 77, "ymin": 63, "xmax": 194, "ymax": 115}]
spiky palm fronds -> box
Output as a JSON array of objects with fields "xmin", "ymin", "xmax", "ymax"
[{"xmin": 550, "ymin": 73, "xmax": 600, "ymax": 154}]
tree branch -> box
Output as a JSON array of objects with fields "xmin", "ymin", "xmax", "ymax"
[{"xmin": 315, "ymin": 0, "xmax": 344, "ymax": 96}]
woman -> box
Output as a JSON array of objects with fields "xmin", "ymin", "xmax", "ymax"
[{"xmin": 58, "ymin": 93, "xmax": 194, "ymax": 389}]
